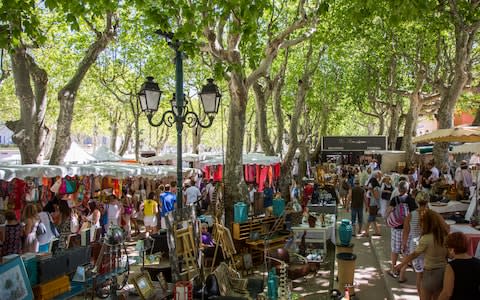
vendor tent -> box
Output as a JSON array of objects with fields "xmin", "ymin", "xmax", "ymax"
[
  {"xmin": 0, "ymin": 163, "xmax": 199, "ymax": 181},
  {"xmin": 93, "ymin": 146, "xmax": 122, "ymax": 162},
  {"xmin": 200, "ymin": 152, "xmax": 281, "ymax": 166},
  {"xmin": 63, "ymin": 142, "xmax": 97, "ymax": 164},
  {"xmin": 451, "ymin": 143, "xmax": 480, "ymax": 154},
  {"xmin": 140, "ymin": 152, "xmax": 199, "ymax": 164},
  {"xmin": 412, "ymin": 126, "xmax": 480, "ymax": 143}
]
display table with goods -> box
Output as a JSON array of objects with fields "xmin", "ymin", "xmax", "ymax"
[
  {"xmin": 307, "ymin": 187, "xmax": 337, "ymax": 215},
  {"xmin": 291, "ymin": 214, "xmax": 336, "ymax": 254},
  {"xmin": 428, "ymin": 200, "xmax": 469, "ymax": 214}
]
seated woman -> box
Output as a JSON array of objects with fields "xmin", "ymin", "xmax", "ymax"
[
  {"xmin": 439, "ymin": 232, "xmax": 480, "ymax": 300},
  {"xmin": 201, "ymin": 223, "xmax": 223, "ymax": 265}
]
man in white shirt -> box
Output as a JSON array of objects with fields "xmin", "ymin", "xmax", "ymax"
[
  {"xmin": 185, "ymin": 180, "xmax": 202, "ymax": 206},
  {"xmin": 427, "ymin": 161, "xmax": 440, "ymax": 182},
  {"xmin": 455, "ymin": 160, "xmax": 473, "ymax": 200}
]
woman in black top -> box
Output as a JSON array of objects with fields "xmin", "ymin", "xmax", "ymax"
[{"xmin": 439, "ymin": 232, "xmax": 480, "ymax": 300}]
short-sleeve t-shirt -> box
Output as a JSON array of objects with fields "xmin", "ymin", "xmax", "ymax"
[
  {"xmin": 414, "ymin": 233, "xmax": 447, "ymax": 270},
  {"xmin": 185, "ymin": 186, "xmax": 202, "ymax": 205},
  {"xmin": 143, "ymin": 199, "xmax": 158, "ymax": 216}
]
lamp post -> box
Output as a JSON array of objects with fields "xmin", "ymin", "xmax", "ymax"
[{"xmin": 138, "ymin": 43, "xmax": 221, "ymax": 210}]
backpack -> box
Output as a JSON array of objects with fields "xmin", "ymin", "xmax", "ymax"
[{"xmin": 387, "ymin": 196, "xmax": 410, "ymax": 228}]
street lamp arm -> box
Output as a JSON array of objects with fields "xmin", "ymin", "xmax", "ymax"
[
  {"xmin": 183, "ymin": 111, "xmax": 215, "ymax": 128},
  {"xmin": 147, "ymin": 110, "xmax": 176, "ymax": 128}
]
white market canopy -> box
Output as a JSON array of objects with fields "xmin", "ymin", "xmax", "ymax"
[
  {"xmin": 140, "ymin": 152, "xmax": 199, "ymax": 164},
  {"xmin": 63, "ymin": 141, "xmax": 97, "ymax": 164},
  {"xmin": 451, "ymin": 142, "xmax": 480, "ymax": 154},
  {"xmin": 200, "ymin": 152, "xmax": 281, "ymax": 166},
  {"xmin": 412, "ymin": 126, "xmax": 480, "ymax": 144},
  {"xmin": 0, "ymin": 162, "xmax": 198, "ymax": 181},
  {"xmin": 93, "ymin": 146, "xmax": 123, "ymax": 162}
]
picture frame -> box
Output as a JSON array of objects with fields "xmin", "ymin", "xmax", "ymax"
[
  {"xmin": 0, "ymin": 256, "xmax": 34, "ymax": 300},
  {"xmin": 132, "ymin": 272, "xmax": 155, "ymax": 300}
]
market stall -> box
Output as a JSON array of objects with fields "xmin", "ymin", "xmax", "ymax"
[{"xmin": 200, "ymin": 153, "xmax": 282, "ymax": 191}]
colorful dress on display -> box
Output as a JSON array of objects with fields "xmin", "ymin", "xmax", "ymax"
[{"xmin": 2, "ymin": 223, "xmax": 23, "ymax": 256}]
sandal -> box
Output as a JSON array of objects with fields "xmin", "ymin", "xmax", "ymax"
[
  {"xmin": 387, "ymin": 270, "xmax": 399, "ymax": 279},
  {"xmin": 398, "ymin": 278, "xmax": 407, "ymax": 283}
]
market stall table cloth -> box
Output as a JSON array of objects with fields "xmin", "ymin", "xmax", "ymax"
[{"xmin": 450, "ymin": 224, "xmax": 480, "ymax": 256}]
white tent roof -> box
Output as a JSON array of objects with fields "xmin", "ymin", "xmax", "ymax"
[
  {"xmin": 93, "ymin": 146, "xmax": 123, "ymax": 162},
  {"xmin": 451, "ymin": 143, "xmax": 480, "ymax": 154},
  {"xmin": 63, "ymin": 142, "xmax": 97, "ymax": 164},
  {"xmin": 140, "ymin": 152, "xmax": 200, "ymax": 164},
  {"xmin": 0, "ymin": 163, "xmax": 199, "ymax": 181},
  {"xmin": 200, "ymin": 152, "xmax": 281, "ymax": 166}
]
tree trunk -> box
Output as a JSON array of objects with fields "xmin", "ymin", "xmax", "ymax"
[
  {"xmin": 401, "ymin": 93, "xmax": 421, "ymax": 165},
  {"xmin": 387, "ymin": 101, "xmax": 402, "ymax": 150},
  {"xmin": 223, "ymin": 72, "xmax": 249, "ymax": 228},
  {"xmin": 6, "ymin": 47, "xmax": 48, "ymax": 164},
  {"xmin": 433, "ymin": 17, "xmax": 477, "ymax": 167},
  {"xmin": 473, "ymin": 105, "xmax": 480, "ymax": 126},
  {"xmin": 273, "ymin": 51, "xmax": 288, "ymax": 154},
  {"xmin": 192, "ymin": 126, "xmax": 201, "ymax": 154},
  {"xmin": 49, "ymin": 13, "xmax": 117, "ymax": 165},
  {"xmin": 118, "ymin": 120, "xmax": 133, "ymax": 156},
  {"xmin": 377, "ymin": 116, "xmax": 385, "ymax": 136},
  {"xmin": 252, "ymin": 81, "xmax": 275, "ymax": 155},
  {"xmin": 109, "ymin": 110, "xmax": 120, "ymax": 153}
]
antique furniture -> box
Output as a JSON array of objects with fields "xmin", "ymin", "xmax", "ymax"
[{"xmin": 267, "ymin": 248, "xmax": 310, "ymax": 281}]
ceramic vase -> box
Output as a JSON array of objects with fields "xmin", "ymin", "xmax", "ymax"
[{"xmin": 339, "ymin": 219, "xmax": 353, "ymax": 246}]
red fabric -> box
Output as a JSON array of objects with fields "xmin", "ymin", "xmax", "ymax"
[
  {"xmin": 258, "ymin": 167, "xmax": 269, "ymax": 192},
  {"xmin": 244, "ymin": 165, "xmax": 256, "ymax": 182},
  {"xmin": 203, "ymin": 166, "xmax": 211, "ymax": 180},
  {"xmin": 466, "ymin": 235, "xmax": 480, "ymax": 256},
  {"xmin": 268, "ymin": 166, "xmax": 273, "ymax": 186},
  {"xmin": 256, "ymin": 165, "xmax": 261, "ymax": 187},
  {"xmin": 213, "ymin": 165, "xmax": 223, "ymax": 182},
  {"xmin": 13, "ymin": 179, "xmax": 26, "ymax": 211},
  {"xmin": 273, "ymin": 163, "xmax": 281, "ymax": 180},
  {"xmin": 113, "ymin": 179, "xmax": 122, "ymax": 198},
  {"xmin": 303, "ymin": 184, "xmax": 314, "ymax": 207}
]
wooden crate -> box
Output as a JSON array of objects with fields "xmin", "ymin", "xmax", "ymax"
[
  {"xmin": 232, "ymin": 215, "xmax": 284, "ymax": 240},
  {"xmin": 33, "ymin": 275, "xmax": 70, "ymax": 300}
]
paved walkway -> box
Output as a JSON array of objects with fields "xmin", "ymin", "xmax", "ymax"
[{"xmin": 335, "ymin": 207, "xmax": 420, "ymax": 300}]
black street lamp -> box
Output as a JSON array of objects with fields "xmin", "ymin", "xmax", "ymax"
[{"xmin": 138, "ymin": 46, "xmax": 221, "ymax": 211}]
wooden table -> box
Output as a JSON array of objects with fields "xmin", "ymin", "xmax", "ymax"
[
  {"xmin": 450, "ymin": 224, "xmax": 480, "ymax": 256},
  {"xmin": 429, "ymin": 201, "xmax": 469, "ymax": 214}
]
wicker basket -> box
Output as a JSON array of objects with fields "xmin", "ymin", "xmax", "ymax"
[{"xmin": 289, "ymin": 211, "xmax": 303, "ymax": 226}]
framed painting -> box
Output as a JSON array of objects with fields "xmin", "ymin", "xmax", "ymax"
[
  {"xmin": 132, "ymin": 272, "xmax": 155, "ymax": 300},
  {"xmin": 0, "ymin": 256, "xmax": 34, "ymax": 300}
]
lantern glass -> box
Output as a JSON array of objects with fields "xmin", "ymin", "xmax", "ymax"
[{"xmin": 199, "ymin": 78, "xmax": 221, "ymax": 114}]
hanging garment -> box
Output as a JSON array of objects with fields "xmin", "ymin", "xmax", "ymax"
[
  {"xmin": 213, "ymin": 165, "xmax": 223, "ymax": 182},
  {"xmin": 256, "ymin": 165, "xmax": 261, "ymax": 187},
  {"xmin": 258, "ymin": 167, "xmax": 269, "ymax": 192},
  {"xmin": 268, "ymin": 166, "xmax": 273, "ymax": 186},
  {"xmin": 273, "ymin": 163, "xmax": 281, "ymax": 180}
]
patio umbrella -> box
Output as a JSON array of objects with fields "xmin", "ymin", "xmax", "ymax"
[{"xmin": 412, "ymin": 126, "xmax": 480, "ymax": 144}]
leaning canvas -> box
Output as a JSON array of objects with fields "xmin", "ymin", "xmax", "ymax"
[{"xmin": 0, "ymin": 256, "xmax": 34, "ymax": 300}]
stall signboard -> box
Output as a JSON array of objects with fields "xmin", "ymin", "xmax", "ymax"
[{"xmin": 322, "ymin": 136, "xmax": 387, "ymax": 151}]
